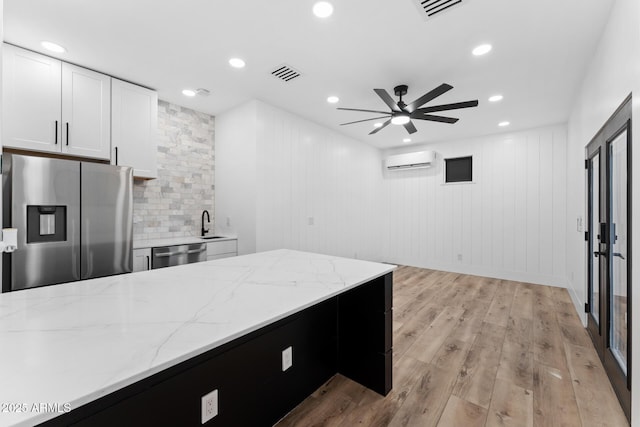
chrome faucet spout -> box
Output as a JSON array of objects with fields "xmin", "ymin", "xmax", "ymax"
[{"xmin": 201, "ymin": 210, "xmax": 211, "ymax": 237}]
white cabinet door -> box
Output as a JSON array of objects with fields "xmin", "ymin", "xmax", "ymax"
[
  {"xmin": 111, "ymin": 78, "xmax": 158, "ymax": 178},
  {"xmin": 2, "ymin": 44, "xmax": 62, "ymax": 153},
  {"xmin": 133, "ymin": 248, "xmax": 151, "ymax": 272},
  {"xmin": 61, "ymin": 63, "xmax": 111, "ymax": 160}
]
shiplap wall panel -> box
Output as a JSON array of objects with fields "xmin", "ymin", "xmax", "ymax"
[
  {"xmin": 382, "ymin": 124, "xmax": 568, "ymax": 286},
  {"xmin": 254, "ymin": 101, "xmax": 384, "ymax": 262},
  {"xmin": 552, "ymin": 131, "xmax": 568, "ymax": 277},
  {"xmin": 539, "ymin": 130, "xmax": 554, "ymax": 275}
]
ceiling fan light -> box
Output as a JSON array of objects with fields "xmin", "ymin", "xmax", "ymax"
[
  {"xmin": 391, "ymin": 114, "xmax": 411, "ymax": 125},
  {"xmin": 313, "ymin": 2, "xmax": 334, "ymax": 18}
]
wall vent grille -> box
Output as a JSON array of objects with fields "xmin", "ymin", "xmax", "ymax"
[
  {"xmin": 271, "ymin": 64, "xmax": 302, "ymax": 82},
  {"xmin": 412, "ymin": 0, "xmax": 468, "ymax": 20}
]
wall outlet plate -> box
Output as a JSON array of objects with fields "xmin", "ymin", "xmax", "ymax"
[
  {"xmin": 282, "ymin": 346, "xmax": 293, "ymax": 371},
  {"xmin": 201, "ymin": 389, "xmax": 218, "ymax": 424}
]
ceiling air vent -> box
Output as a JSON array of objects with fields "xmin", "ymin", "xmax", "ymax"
[
  {"xmin": 271, "ymin": 64, "xmax": 302, "ymax": 83},
  {"xmin": 413, "ymin": 0, "xmax": 468, "ymax": 20}
]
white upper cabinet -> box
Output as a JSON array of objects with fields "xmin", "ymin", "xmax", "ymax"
[
  {"xmin": 61, "ymin": 63, "xmax": 111, "ymax": 159},
  {"xmin": 2, "ymin": 44, "xmax": 62, "ymax": 152},
  {"xmin": 2, "ymin": 44, "xmax": 111, "ymax": 160},
  {"xmin": 111, "ymin": 78, "xmax": 158, "ymax": 179}
]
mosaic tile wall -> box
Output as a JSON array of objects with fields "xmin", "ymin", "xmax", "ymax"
[{"xmin": 132, "ymin": 100, "xmax": 215, "ymax": 241}]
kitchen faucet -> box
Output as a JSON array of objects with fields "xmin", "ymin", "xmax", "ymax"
[{"xmin": 201, "ymin": 210, "xmax": 210, "ymax": 237}]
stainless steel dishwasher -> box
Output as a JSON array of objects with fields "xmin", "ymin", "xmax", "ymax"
[{"xmin": 151, "ymin": 243, "xmax": 207, "ymax": 269}]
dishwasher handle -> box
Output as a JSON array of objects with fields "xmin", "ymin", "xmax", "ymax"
[
  {"xmin": 187, "ymin": 247, "xmax": 206, "ymax": 254},
  {"xmin": 155, "ymin": 251, "xmax": 186, "ymax": 258}
]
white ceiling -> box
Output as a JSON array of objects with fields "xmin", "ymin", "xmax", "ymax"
[{"xmin": 4, "ymin": 0, "xmax": 613, "ymax": 148}]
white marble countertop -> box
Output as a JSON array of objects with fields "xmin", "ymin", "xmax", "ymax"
[
  {"xmin": 0, "ymin": 249, "xmax": 395, "ymax": 427},
  {"xmin": 133, "ymin": 235, "xmax": 237, "ymax": 249}
]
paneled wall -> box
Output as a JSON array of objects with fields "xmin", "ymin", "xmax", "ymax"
[
  {"xmin": 215, "ymin": 100, "xmax": 384, "ymax": 261},
  {"xmin": 254, "ymin": 102, "xmax": 384, "ymax": 261},
  {"xmin": 382, "ymin": 124, "xmax": 567, "ymax": 286},
  {"xmin": 132, "ymin": 100, "xmax": 215, "ymax": 241}
]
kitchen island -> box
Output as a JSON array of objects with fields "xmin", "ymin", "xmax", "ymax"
[{"xmin": 0, "ymin": 249, "xmax": 394, "ymax": 426}]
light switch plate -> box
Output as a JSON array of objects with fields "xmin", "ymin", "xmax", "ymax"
[
  {"xmin": 282, "ymin": 346, "xmax": 293, "ymax": 371},
  {"xmin": 201, "ymin": 389, "xmax": 218, "ymax": 424}
]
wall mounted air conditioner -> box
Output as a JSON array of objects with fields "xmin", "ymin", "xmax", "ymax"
[{"xmin": 385, "ymin": 151, "xmax": 435, "ymax": 170}]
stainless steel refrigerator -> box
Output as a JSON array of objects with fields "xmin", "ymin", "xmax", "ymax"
[{"xmin": 2, "ymin": 153, "xmax": 133, "ymax": 292}]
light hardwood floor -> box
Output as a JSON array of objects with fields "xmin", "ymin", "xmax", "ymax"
[{"xmin": 275, "ymin": 266, "xmax": 629, "ymax": 427}]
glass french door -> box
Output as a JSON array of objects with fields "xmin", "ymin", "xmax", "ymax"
[{"xmin": 586, "ymin": 96, "xmax": 631, "ymax": 420}]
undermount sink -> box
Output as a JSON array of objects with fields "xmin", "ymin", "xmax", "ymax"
[{"xmin": 200, "ymin": 236, "xmax": 225, "ymax": 240}]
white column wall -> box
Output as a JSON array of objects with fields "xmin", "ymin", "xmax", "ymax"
[
  {"xmin": 215, "ymin": 100, "xmax": 384, "ymax": 262},
  {"xmin": 213, "ymin": 100, "xmax": 258, "ymax": 255}
]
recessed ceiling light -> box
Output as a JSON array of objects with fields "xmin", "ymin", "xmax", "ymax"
[
  {"xmin": 498, "ymin": 121, "xmax": 510, "ymax": 127},
  {"xmin": 489, "ymin": 95, "xmax": 503, "ymax": 102},
  {"xmin": 403, "ymin": 138, "xmax": 412, "ymax": 143},
  {"xmin": 374, "ymin": 123, "xmax": 383, "ymax": 128},
  {"xmin": 327, "ymin": 96, "xmax": 339, "ymax": 104},
  {"xmin": 313, "ymin": 1, "xmax": 334, "ymax": 18},
  {"xmin": 41, "ymin": 41, "xmax": 66, "ymax": 53},
  {"xmin": 472, "ymin": 44, "xmax": 492, "ymax": 56},
  {"xmin": 182, "ymin": 89, "xmax": 197, "ymax": 97},
  {"xmin": 229, "ymin": 58, "xmax": 246, "ymax": 68}
]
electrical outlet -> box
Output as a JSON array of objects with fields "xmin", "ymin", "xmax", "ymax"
[
  {"xmin": 201, "ymin": 389, "xmax": 218, "ymax": 424},
  {"xmin": 457, "ymin": 254, "xmax": 462, "ymax": 261},
  {"xmin": 282, "ymin": 346, "xmax": 293, "ymax": 371},
  {"xmin": 307, "ymin": 217, "xmax": 314, "ymax": 226},
  {"xmin": 226, "ymin": 217, "xmax": 231, "ymax": 227}
]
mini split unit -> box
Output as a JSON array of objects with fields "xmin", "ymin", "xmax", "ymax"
[{"xmin": 385, "ymin": 151, "xmax": 435, "ymax": 170}]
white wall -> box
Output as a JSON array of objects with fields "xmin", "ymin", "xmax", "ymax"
[
  {"xmin": 382, "ymin": 124, "xmax": 567, "ymax": 287},
  {"xmin": 565, "ymin": 0, "xmax": 640, "ymax": 423},
  {"xmin": 215, "ymin": 100, "xmax": 384, "ymax": 261},
  {"xmin": 214, "ymin": 100, "xmax": 258, "ymax": 255}
]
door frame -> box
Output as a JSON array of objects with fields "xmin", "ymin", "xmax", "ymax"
[{"xmin": 585, "ymin": 95, "xmax": 632, "ymax": 420}]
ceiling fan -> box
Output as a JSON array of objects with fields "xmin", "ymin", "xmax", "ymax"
[{"xmin": 338, "ymin": 84, "xmax": 479, "ymax": 135}]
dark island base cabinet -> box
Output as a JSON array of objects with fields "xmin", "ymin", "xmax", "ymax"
[{"xmin": 40, "ymin": 273, "xmax": 393, "ymax": 427}]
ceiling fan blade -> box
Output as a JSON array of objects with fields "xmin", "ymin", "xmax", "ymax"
[
  {"xmin": 413, "ymin": 100, "xmax": 479, "ymax": 114},
  {"xmin": 406, "ymin": 83, "xmax": 453, "ymax": 112},
  {"xmin": 404, "ymin": 121, "xmax": 417, "ymax": 134},
  {"xmin": 337, "ymin": 107, "xmax": 392, "ymax": 115},
  {"xmin": 368, "ymin": 119, "xmax": 392, "ymax": 135},
  {"xmin": 374, "ymin": 89, "xmax": 401, "ymax": 112},
  {"xmin": 412, "ymin": 114, "xmax": 459, "ymax": 124},
  {"xmin": 340, "ymin": 116, "xmax": 391, "ymax": 126}
]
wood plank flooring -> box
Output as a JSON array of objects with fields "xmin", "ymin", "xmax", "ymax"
[{"xmin": 275, "ymin": 266, "xmax": 628, "ymax": 427}]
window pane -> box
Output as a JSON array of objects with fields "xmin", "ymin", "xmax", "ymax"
[
  {"xmin": 609, "ymin": 130, "xmax": 628, "ymax": 375},
  {"xmin": 445, "ymin": 156, "xmax": 472, "ymax": 182},
  {"xmin": 590, "ymin": 153, "xmax": 600, "ymax": 325}
]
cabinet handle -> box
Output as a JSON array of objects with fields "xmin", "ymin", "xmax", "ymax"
[
  {"xmin": 146, "ymin": 255, "xmax": 150, "ymax": 270},
  {"xmin": 66, "ymin": 122, "xmax": 69, "ymax": 146},
  {"xmin": 55, "ymin": 121, "xmax": 58, "ymax": 145},
  {"xmin": 115, "ymin": 147, "xmax": 118, "ymax": 165}
]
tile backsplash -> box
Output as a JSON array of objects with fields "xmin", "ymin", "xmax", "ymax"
[{"xmin": 133, "ymin": 100, "xmax": 215, "ymax": 241}]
